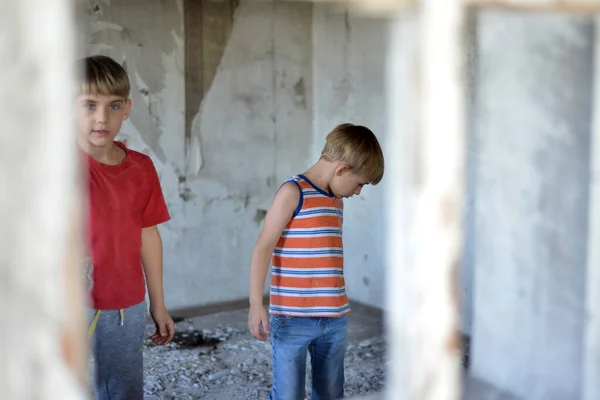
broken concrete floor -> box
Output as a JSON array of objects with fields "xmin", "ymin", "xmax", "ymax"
[
  {"xmin": 141, "ymin": 305, "xmax": 385, "ymax": 400},
  {"xmin": 89, "ymin": 304, "xmax": 518, "ymax": 400}
]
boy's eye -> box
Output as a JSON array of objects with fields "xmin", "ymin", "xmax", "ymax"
[
  {"xmin": 110, "ymin": 103, "xmax": 121, "ymax": 111},
  {"xmin": 84, "ymin": 103, "xmax": 96, "ymax": 110}
]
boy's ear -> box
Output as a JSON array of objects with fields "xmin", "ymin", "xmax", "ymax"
[
  {"xmin": 335, "ymin": 164, "xmax": 351, "ymax": 177},
  {"xmin": 123, "ymin": 99, "xmax": 132, "ymax": 121}
]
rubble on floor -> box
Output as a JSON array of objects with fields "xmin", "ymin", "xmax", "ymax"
[{"xmin": 142, "ymin": 320, "xmax": 386, "ymax": 400}]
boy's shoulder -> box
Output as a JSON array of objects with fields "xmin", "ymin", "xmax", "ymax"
[
  {"xmin": 278, "ymin": 175, "xmax": 308, "ymax": 196},
  {"xmin": 277, "ymin": 176, "xmax": 302, "ymax": 196},
  {"xmin": 284, "ymin": 174, "xmax": 302, "ymax": 184},
  {"xmin": 286, "ymin": 174, "xmax": 317, "ymax": 187},
  {"xmin": 115, "ymin": 141, "xmax": 155, "ymax": 168}
]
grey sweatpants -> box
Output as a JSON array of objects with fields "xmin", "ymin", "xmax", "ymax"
[{"xmin": 89, "ymin": 301, "xmax": 146, "ymax": 400}]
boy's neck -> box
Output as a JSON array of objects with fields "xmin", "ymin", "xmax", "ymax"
[
  {"xmin": 302, "ymin": 159, "xmax": 335, "ymax": 194},
  {"xmin": 78, "ymin": 138, "xmax": 124, "ymax": 165}
]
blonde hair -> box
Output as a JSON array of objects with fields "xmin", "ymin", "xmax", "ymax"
[
  {"xmin": 321, "ymin": 123, "xmax": 384, "ymax": 185},
  {"xmin": 78, "ymin": 55, "xmax": 130, "ymax": 98}
]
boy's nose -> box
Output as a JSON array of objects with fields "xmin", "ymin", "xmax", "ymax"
[
  {"xmin": 96, "ymin": 108, "xmax": 108, "ymax": 123},
  {"xmin": 354, "ymin": 186, "xmax": 362, "ymax": 195}
]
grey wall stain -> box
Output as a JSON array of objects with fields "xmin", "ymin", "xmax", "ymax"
[
  {"xmin": 254, "ymin": 209, "xmax": 267, "ymax": 225},
  {"xmin": 344, "ymin": 9, "xmax": 351, "ymax": 39},
  {"xmin": 177, "ymin": 174, "xmax": 195, "ymax": 202},
  {"xmin": 334, "ymin": 7, "xmax": 351, "ymax": 108},
  {"xmin": 236, "ymin": 91, "xmax": 269, "ymax": 120},
  {"xmin": 179, "ymin": 187, "xmax": 195, "ymax": 201},
  {"xmin": 293, "ymin": 77, "xmax": 307, "ymax": 109},
  {"xmin": 200, "ymin": 194, "xmax": 252, "ymax": 214}
]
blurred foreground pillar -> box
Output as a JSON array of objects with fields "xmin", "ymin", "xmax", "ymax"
[
  {"xmin": 584, "ymin": 15, "xmax": 600, "ymax": 400},
  {"xmin": 0, "ymin": 0, "xmax": 87, "ymax": 399},
  {"xmin": 385, "ymin": 1, "xmax": 466, "ymax": 399}
]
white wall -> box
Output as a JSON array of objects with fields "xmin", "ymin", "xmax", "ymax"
[
  {"xmin": 81, "ymin": 0, "xmax": 314, "ymax": 309},
  {"xmin": 312, "ymin": 5, "xmax": 389, "ymax": 309}
]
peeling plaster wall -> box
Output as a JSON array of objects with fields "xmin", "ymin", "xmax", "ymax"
[
  {"xmin": 84, "ymin": 0, "xmax": 185, "ymax": 165},
  {"xmin": 80, "ymin": 0, "xmax": 314, "ymax": 309},
  {"xmin": 312, "ymin": 6, "xmax": 389, "ymax": 309},
  {"xmin": 180, "ymin": 0, "xmax": 313, "ymax": 308}
]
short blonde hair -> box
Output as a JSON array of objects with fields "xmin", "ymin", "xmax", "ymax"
[
  {"xmin": 78, "ymin": 55, "xmax": 130, "ymax": 98},
  {"xmin": 321, "ymin": 123, "xmax": 384, "ymax": 185}
]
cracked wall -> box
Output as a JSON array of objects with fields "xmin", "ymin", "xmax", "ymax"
[
  {"xmin": 80, "ymin": 0, "xmax": 314, "ymax": 309},
  {"xmin": 84, "ymin": 0, "xmax": 184, "ymax": 164}
]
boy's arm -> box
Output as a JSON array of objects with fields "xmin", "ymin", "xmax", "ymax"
[
  {"xmin": 141, "ymin": 226, "xmax": 174, "ymax": 345},
  {"xmin": 248, "ymin": 182, "xmax": 300, "ymax": 340},
  {"xmin": 140, "ymin": 158, "xmax": 173, "ymax": 345}
]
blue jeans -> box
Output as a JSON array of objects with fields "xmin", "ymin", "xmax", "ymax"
[{"xmin": 270, "ymin": 315, "xmax": 348, "ymax": 400}]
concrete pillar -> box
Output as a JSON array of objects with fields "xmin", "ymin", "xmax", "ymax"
[
  {"xmin": 386, "ymin": 0, "xmax": 466, "ymax": 398},
  {"xmin": 583, "ymin": 17, "xmax": 600, "ymax": 400},
  {"xmin": 470, "ymin": 11, "xmax": 594, "ymax": 400},
  {"xmin": 462, "ymin": 11, "xmax": 478, "ymax": 337},
  {"xmin": 0, "ymin": 0, "xmax": 87, "ymax": 399}
]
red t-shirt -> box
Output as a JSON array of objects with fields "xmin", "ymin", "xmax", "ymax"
[{"xmin": 86, "ymin": 141, "xmax": 170, "ymax": 310}]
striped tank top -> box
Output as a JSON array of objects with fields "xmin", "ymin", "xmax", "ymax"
[{"xmin": 269, "ymin": 174, "xmax": 351, "ymax": 318}]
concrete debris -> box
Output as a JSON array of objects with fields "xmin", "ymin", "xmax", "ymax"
[{"xmin": 140, "ymin": 321, "xmax": 386, "ymax": 400}]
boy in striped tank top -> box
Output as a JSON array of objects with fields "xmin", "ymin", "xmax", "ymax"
[{"xmin": 248, "ymin": 123, "xmax": 384, "ymax": 400}]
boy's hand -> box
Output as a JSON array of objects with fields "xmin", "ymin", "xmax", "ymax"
[
  {"xmin": 150, "ymin": 304, "xmax": 175, "ymax": 345},
  {"xmin": 248, "ymin": 305, "xmax": 270, "ymax": 341}
]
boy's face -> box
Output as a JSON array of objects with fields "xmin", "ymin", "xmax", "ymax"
[
  {"xmin": 331, "ymin": 165, "xmax": 369, "ymax": 199},
  {"xmin": 75, "ymin": 93, "xmax": 131, "ymax": 148}
]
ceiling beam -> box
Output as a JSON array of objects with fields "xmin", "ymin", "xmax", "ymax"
[
  {"xmin": 294, "ymin": 0, "xmax": 600, "ymax": 15},
  {"xmin": 468, "ymin": 0, "xmax": 600, "ymax": 14}
]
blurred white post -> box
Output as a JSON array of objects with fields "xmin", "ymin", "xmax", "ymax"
[
  {"xmin": 583, "ymin": 16, "xmax": 600, "ymax": 400},
  {"xmin": 0, "ymin": 1, "xmax": 87, "ymax": 399},
  {"xmin": 386, "ymin": 0, "xmax": 467, "ymax": 399}
]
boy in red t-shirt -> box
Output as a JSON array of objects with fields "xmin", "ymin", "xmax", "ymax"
[{"xmin": 77, "ymin": 55, "xmax": 174, "ymax": 399}]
